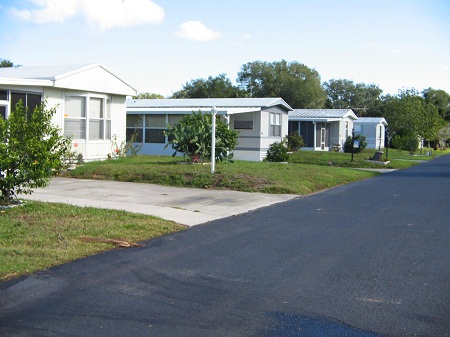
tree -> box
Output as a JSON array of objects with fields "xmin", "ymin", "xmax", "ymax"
[
  {"xmin": 164, "ymin": 111, "xmax": 238, "ymax": 162},
  {"xmin": 323, "ymin": 79, "xmax": 383, "ymax": 116},
  {"xmin": 0, "ymin": 59, "xmax": 21, "ymax": 68},
  {"xmin": 0, "ymin": 59, "xmax": 13, "ymax": 68},
  {"xmin": 422, "ymin": 88, "xmax": 450, "ymax": 122},
  {"xmin": 172, "ymin": 74, "xmax": 247, "ymax": 98},
  {"xmin": 237, "ymin": 60, "xmax": 326, "ymax": 108},
  {"xmin": 132, "ymin": 92, "xmax": 164, "ymax": 99},
  {"xmin": 0, "ymin": 100, "xmax": 71, "ymax": 205},
  {"xmin": 437, "ymin": 123, "xmax": 450, "ymax": 150},
  {"xmin": 382, "ymin": 89, "xmax": 445, "ymax": 149}
]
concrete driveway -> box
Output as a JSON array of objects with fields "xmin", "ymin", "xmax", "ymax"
[{"xmin": 22, "ymin": 178, "xmax": 297, "ymax": 226}]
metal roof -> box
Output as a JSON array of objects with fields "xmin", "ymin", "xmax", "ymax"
[
  {"xmin": 289, "ymin": 109, "xmax": 357, "ymax": 119},
  {"xmin": 354, "ymin": 117, "xmax": 388, "ymax": 125},
  {"xmin": 0, "ymin": 64, "xmax": 93, "ymax": 80},
  {"xmin": 0, "ymin": 63, "xmax": 136, "ymax": 95},
  {"xmin": 127, "ymin": 98, "xmax": 292, "ymax": 111}
]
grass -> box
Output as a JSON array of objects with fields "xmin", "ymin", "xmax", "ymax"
[
  {"xmin": 289, "ymin": 148, "xmax": 444, "ymax": 169},
  {"xmin": 0, "ymin": 201, "xmax": 185, "ymax": 281},
  {"xmin": 61, "ymin": 148, "xmax": 449, "ymax": 194},
  {"xmin": 62, "ymin": 154, "xmax": 382, "ymax": 195}
]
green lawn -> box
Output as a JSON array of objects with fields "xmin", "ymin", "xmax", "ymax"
[
  {"xmin": 61, "ymin": 148, "xmax": 448, "ymax": 194},
  {"xmin": 0, "ymin": 202, "xmax": 185, "ymax": 281},
  {"xmin": 62, "ymin": 154, "xmax": 382, "ymax": 195}
]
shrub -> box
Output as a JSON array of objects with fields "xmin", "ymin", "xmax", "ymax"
[
  {"xmin": 164, "ymin": 111, "xmax": 238, "ymax": 162},
  {"xmin": 266, "ymin": 141, "xmax": 289, "ymax": 162},
  {"xmin": 286, "ymin": 131, "xmax": 305, "ymax": 152},
  {"xmin": 343, "ymin": 135, "xmax": 367, "ymax": 153},
  {"xmin": 391, "ymin": 129, "xmax": 419, "ymax": 153}
]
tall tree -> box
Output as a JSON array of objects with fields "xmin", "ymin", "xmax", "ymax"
[
  {"xmin": 422, "ymin": 88, "xmax": 450, "ymax": 122},
  {"xmin": 0, "ymin": 59, "xmax": 14, "ymax": 68},
  {"xmin": 323, "ymin": 79, "xmax": 383, "ymax": 116},
  {"xmin": 237, "ymin": 60, "xmax": 326, "ymax": 108},
  {"xmin": 0, "ymin": 59, "xmax": 21, "ymax": 68},
  {"xmin": 382, "ymin": 89, "xmax": 445, "ymax": 146},
  {"xmin": 172, "ymin": 74, "xmax": 247, "ymax": 98},
  {"xmin": 133, "ymin": 92, "xmax": 164, "ymax": 99}
]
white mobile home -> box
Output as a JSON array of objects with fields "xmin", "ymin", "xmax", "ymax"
[
  {"xmin": 288, "ymin": 109, "xmax": 357, "ymax": 151},
  {"xmin": 126, "ymin": 98, "xmax": 292, "ymax": 161},
  {"xmin": 353, "ymin": 117, "xmax": 388, "ymax": 149},
  {"xmin": 0, "ymin": 64, "xmax": 136, "ymax": 161}
]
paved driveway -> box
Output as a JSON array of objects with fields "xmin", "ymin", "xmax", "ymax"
[
  {"xmin": 1, "ymin": 155, "xmax": 449, "ymax": 336},
  {"xmin": 22, "ymin": 178, "xmax": 297, "ymax": 226}
]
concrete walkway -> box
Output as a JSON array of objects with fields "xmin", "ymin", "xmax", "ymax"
[{"xmin": 22, "ymin": 178, "xmax": 297, "ymax": 226}]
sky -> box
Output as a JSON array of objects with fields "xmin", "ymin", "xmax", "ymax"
[{"xmin": 1, "ymin": 0, "xmax": 449, "ymax": 97}]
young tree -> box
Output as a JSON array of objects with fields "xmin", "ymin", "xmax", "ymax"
[
  {"xmin": 164, "ymin": 111, "xmax": 238, "ymax": 162},
  {"xmin": 0, "ymin": 100, "xmax": 71, "ymax": 205},
  {"xmin": 237, "ymin": 60, "xmax": 326, "ymax": 108}
]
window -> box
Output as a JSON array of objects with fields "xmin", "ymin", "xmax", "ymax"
[
  {"xmin": 89, "ymin": 97, "xmax": 104, "ymax": 140},
  {"xmin": 145, "ymin": 114, "xmax": 166, "ymax": 143},
  {"xmin": 167, "ymin": 114, "xmax": 184, "ymax": 142},
  {"xmin": 9, "ymin": 92, "xmax": 42, "ymax": 120},
  {"xmin": 64, "ymin": 95, "xmax": 110, "ymax": 141},
  {"xmin": 168, "ymin": 114, "xmax": 183, "ymax": 126},
  {"xmin": 269, "ymin": 113, "xmax": 281, "ymax": 136},
  {"xmin": 64, "ymin": 96, "xmax": 86, "ymax": 139},
  {"xmin": 126, "ymin": 114, "xmax": 143, "ymax": 143},
  {"xmin": 0, "ymin": 106, "xmax": 6, "ymax": 119},
  {"xmin": 234, "ymin": 113, "xmax": 253, "ymax": 129},
  {"xmin": 106, "ymin": 98, "xmax": 111, "ymax": 140},
  {"xmin": 0, "ymin": 90, "xmax": 8, "ymax": 101}
]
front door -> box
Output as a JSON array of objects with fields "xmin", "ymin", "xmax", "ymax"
[{"xmin": 320, "ymin": 126, "xmax": 326, "ymax": 150}]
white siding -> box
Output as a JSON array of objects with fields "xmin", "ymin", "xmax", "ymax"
[
  {"xmin": 39, "ymin": 88, "xmax": 128, "ymax": 161},
  {"xmin": 55, "ymin": 66, "xmax": 135, "ymax": 96}
]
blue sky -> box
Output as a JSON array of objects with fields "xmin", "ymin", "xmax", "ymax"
[{"xmin": 1, "ymin": 0, "xmax": 449, "ymax": 98}]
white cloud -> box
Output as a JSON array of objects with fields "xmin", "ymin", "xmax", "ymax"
[
  {"xmin": 10, "ymin": 0, "xmax": 164, "ymax": 31},
  {"xmin": 175, "ymin": 21, "xmax": 222, "ymax": 42}
]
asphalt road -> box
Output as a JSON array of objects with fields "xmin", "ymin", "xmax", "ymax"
[{"xmin": 1, "ymin": 155, "xmax": 449, "ymax": 336}]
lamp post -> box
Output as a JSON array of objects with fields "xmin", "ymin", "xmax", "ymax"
[{"xmin": 211, "ymin": 106, "xmax": 216, "ymax": 174}]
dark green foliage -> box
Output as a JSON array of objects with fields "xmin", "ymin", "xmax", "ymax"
[
  {"xmin": 382, "ymin": 89, "xmax": 445, "ymax": 144},
  {"xmin": 391, "ymin": 129, "xmax": 419, "ymax": 153},
  {"xmin": 286, "ymin": 131, "xmax": 305, "ymax": 152},
  {"xmin": 0, "ymin": 59, "xmax": 14, "ymax": 68},
  {"xmin": 164, "ymin": 111, "xmax": 239, "ymax": 162},
  {"xmin": 172, "ymin": 74, "xmax": 247, "ymax": 98},
  {"xmin": 132, "ymin": 92, "xmax": 164, "ymax": 99},
  {"xmin": 343, "ymin": 135, "xmax": 367, "ymax": 153},
  {"xmin": 237, "ymin": 60, "xmax": 326, "ymax": 108},
  {"xmin": 266, "ymin": 141, "xmax": 289, "ymax": 162},
  {"xmin": 323, "ymin": 79, "xmax": 383, "ymax": 117},
  {"xmin": 0, "ymin": 100, "xmax": 71, "ymax": 205},
  {"xmin": 422, "ymin": 87, "xmax": 450, "ymax": 122}
]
